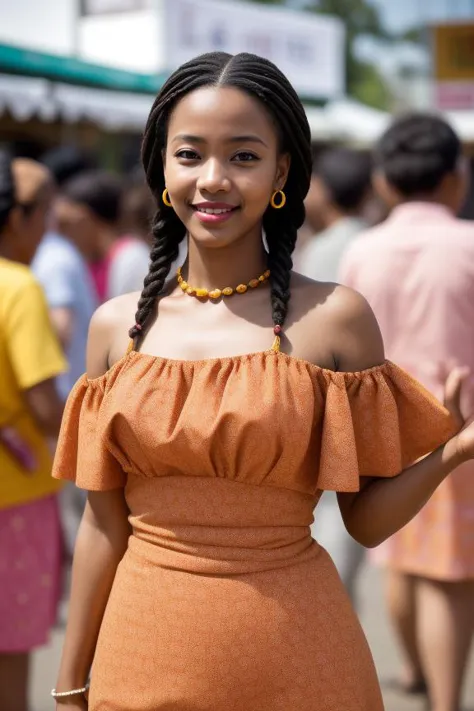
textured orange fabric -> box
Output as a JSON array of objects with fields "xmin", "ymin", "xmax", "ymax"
[{"xmin": 53, "ymin": 349, "xmax": 457, "ymax": 710}]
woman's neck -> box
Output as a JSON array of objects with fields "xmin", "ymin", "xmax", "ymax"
[{"xmin": 183, "ymin": 231, "xmax": 267, "ymax": 290}]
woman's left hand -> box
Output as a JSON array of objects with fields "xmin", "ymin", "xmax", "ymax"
[{"xmin": 443, "ymin": 367, "xmax": 474, "ymax": 464}]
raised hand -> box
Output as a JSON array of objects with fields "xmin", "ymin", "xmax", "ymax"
[{"xmin": 443, "ymin": 367, "xmax": 474, "ymax": 463}]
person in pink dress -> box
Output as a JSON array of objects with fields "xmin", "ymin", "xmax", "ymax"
[
  {"xmin": 0, "ymin": 154, "xmax": 66, "ymax": 711},
  {"xmin": 340, "ymin": 113, "xmax": 474, "ymax": 711}
]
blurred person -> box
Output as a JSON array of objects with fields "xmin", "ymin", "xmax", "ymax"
[
  {"xmin": 122, "ymin": 166, "xmax": 188, "ymax": 269},
  {"xmin": 294, "ymin": 147, "xmax": 372, "ymax": 281},
  {"xmin": 41, "ymin": 145, "xmax": 97, "ymax": 187},
  {"xmin": 293, "ymin": 145, "xmax": 323, "ymax": 266},
  {"xmin": 121, "ymin": 166, "xmax": 155, "ymax": 246},
  {"xmin": 32, "ymin": 152, "xmax": 97, "ymax": 559},
  {"xmin": 340, "ymin": 113, "xmax": 474, "ymax": 711},
  {"xmin": 59, "ymin": 170, "xmax": 150, "ymax": 302},
  {"xmin": 0, "ymin": 153, "xmax": 67, "ymax": 711},
  {"xmin": 295, "ymin": 148, "xmax": 373, "ymax": 604}
]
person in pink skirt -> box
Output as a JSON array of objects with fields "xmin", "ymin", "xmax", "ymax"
[
  {"xmin": 0, "ymin": 153, "xmax": 66, "ymax": 711},
  {"xmin": 340, "ymin": 113, "xmax": 474, "ymax": 711}
]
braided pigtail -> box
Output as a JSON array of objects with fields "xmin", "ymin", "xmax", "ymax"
[
  {"xmin": 264, "ymin": 210, "xmax": 297, "ymax": 331},
  {"xmin": 263, "ymin": 193, "xmax": 306, "ymax": 341},
  {"xmin": 128, "ymin": 209, "xmax": 185, "ymax": 339},
  {"xmin": 129, "ymin": 53, "xmax": 235, "ymax": 340}
]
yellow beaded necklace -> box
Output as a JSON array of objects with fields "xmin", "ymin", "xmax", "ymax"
[{"xmin": 177, "ymin": 266, "xmax": 270, "ymax": 300}]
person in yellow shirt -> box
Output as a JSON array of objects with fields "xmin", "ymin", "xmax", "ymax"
[{"xmin": 0, "ymin": 152, "xmax": 67, "ymax": 711}]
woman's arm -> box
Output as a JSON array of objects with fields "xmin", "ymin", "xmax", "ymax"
[
  {"xmin": 54, "ymin": 301, "xmax": 132, "ymax": 708},
  {"xmin": 329, "ymin": 286, "xmax": 473, "ymax": 548},
  {"xmin": 55, "ymin": 490, "xmax": 131, "ymax": 707},
  {"xmin": 338, "ymin": 439, "xmax": 461, "ymax": 548}
]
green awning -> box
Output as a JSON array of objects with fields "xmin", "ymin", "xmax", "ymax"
[{"xmin": 0, "ymin": 42, "xmax": 167, "ymax": 94}]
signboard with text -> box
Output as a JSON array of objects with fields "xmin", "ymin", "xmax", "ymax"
[
  {"xmin": 81, "ymin": 0, "xmax": 152, "ymax": 14},
  {"xmin": 162, "ymin": 0, "xmax": 345, "ymax": 100},
  {"xmin": 433, "ymin": 23, "xmax": 474, "ymax": 109}
]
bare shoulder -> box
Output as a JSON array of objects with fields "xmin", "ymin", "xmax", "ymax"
[
  {"xmin": 290, "ymin": 272, "xmax": 385, "ymax": 372},
  {"xmin": 86, "ymin": 292, "xmax": 141, "ymax": 378}
]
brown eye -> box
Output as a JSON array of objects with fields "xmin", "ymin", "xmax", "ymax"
[
  {"xmin": 232, "ymin": 152, "xmax": 260, "ymax": 163},
  {"xmin": 176, "ymin": 150, "xmax": 200, "ymax": 160}
]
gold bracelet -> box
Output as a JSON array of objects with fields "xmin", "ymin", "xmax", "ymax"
[{"xmin": 51, "ymin": 684, "xmax": 89, "ymax": 699}]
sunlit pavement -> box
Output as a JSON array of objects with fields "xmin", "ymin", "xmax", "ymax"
[{"xmin": 32, "ymin": 564, "xmax": 474, "ymax": 711}]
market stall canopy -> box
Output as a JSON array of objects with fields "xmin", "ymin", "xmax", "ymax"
[
  {"xmin": 446, "ymin": 111, "xmax": 474, "ymax": 144},
  {"xmin": 305, "ymin": 99, "xmax": 474, "ymax": 145},
  {"xmin": 324, "ymin": 98, "xmax": 391, "ymax": 144},
  {"xmin": 0, "ymin": 72, "xmax": 155, "ymax": 129},
  {"xmin": 0, "ymin": 42, "xmax": 164, "ymax": 93},
  {"xmin": 0, "ymin": 41, "xmax": 161, "ymax": 130},
  {"xmin": 53, "ymin": 83, "xmax": 154, "ymax": 130},
  {"xmin": 1, "ymin": 41, "xmax": 474, "ymax": 143},
  {"xmin": 0, "ymin": 73, "xmax": 54, "ymax": 121}
]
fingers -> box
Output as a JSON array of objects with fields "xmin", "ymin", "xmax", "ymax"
[{"xmin": 444, "ymin": 366, "xmax": 470, "ymax": 426}]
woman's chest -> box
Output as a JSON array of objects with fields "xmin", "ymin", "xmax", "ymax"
[{"xmin": 102, "ymin": 354, "xmax": 325, "ymax": 493}]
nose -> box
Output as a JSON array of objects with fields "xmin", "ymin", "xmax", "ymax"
[{"xmin": 196, "ymin": 158, "xmax": 231, "ymax": 194}]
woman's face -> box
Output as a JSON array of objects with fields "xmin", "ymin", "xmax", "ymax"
[{"xmin": 163, "ymin": 86, "xmax": 290, "ymax": 249}]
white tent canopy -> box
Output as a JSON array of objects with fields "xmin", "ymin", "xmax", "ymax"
[
  {"xmin": 445, "ymin": 111, "xmax": 474, "ymax": 144},
  {"xmin": 52, "ymin": 83, "xmax": 153, "ymax": 130},
  {"xmin": 305, "ymin": 98, "xmax": 474, "ymax": 145},
  {"xmin": 0, "ymin": 72, "xmax": 153, "ymax": 130},
  {"xmin": 0, "ymin": 74, "xmax": 54, "ymax": 122},
  {"xmin": 324, "ymin": 98, "xmax": 390, "ymax": 144}
]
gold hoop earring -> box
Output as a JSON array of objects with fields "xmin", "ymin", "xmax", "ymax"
[
  {"xmin": 162, "ymin": 188, "xmax": 172, "ymax": 207},
  {"xmin": 270, "ymin": 190, "xmax": 286, "ymax": 209}
]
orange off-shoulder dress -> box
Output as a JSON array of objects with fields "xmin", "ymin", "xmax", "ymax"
[{"xmin": 52, "ymin": 344, "xmax": 456, "ymax": 711}]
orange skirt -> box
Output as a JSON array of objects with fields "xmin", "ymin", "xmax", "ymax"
[{"xmin": 88, "ymin": 478, "xmax": 383, "ymax": 711}]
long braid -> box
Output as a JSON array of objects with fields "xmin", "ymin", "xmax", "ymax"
[
  {"xmin": 129, "ymin": 209, "xmax": 185, "ymax": 339},
  {"xmin": 264, "ymin": 210, "xmax": 299, "ymax": 329},
  {"xmin": 129, "ymin": 54, "xmax": 234, "ymax": 340},
  {"xmin": 130, "ymin": 51, "xmax": 312, "ymax": 339}
]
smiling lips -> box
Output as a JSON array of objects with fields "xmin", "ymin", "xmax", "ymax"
[{"xmin": 192, "ymin": 201, "xmax": 238, "ymax": 224}]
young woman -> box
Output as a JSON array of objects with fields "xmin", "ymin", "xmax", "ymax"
[
  {"xmin": 0, "ymin": 153, "xmax": 66, "ymax": 711},
  {"xmin": 52, "ymin": 53, "xmax": 474, "ymax": 711}
]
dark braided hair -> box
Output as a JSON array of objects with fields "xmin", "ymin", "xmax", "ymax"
[
  {"xmin": 0, "ymin": 151, "xmax": 15, "ymax": 235},
  {"xmin": 129, "ymin": 52, "xmax": 312, "ymax": 340}
]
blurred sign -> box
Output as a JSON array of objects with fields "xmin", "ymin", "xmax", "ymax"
[
  {"xmin": 435, "ymin": 83, "xmax": 474, "ymax": 110},
  {"xmin": 81, "ymin": 0, "xmax": 152, "ymax": 14},
  {"xmin": 162, "ymin": 0, "xmax": 345, "ymax": 99},
  {"xmin": 433, "ymin": 23, "xmax": 474, "ymax": 109}
]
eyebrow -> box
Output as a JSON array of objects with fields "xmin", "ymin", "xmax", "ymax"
[{"xmin": 172, "ymin": 134, "xmax": 268, "ymax": 147}]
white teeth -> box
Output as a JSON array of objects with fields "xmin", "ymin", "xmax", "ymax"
[{"xmin": 197, "ymin": 207, "xmax": 233, "ymax": 214}]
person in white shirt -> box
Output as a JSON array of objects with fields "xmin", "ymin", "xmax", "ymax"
[
  {"xmin": 295, "ymin": 148, "xmax": 372, "ymax": 282},
  {"xmin": 58, "ymin": 171, "xmax": 151, "ymax": 303}
]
